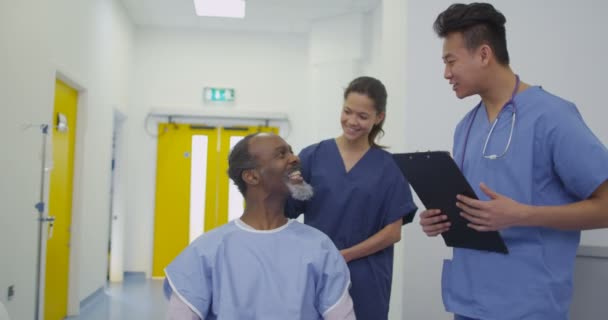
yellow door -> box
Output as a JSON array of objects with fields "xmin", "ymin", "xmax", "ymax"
[
  {"xmin": 45, "ymin": 79, "xmax": 78, "ymax": 320},
  {"xmin": 152, "ymin": 124, "xmax": 218, "ymax": 277}
]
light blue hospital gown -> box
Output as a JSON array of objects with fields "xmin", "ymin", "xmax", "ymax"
[
  {"xmin": 445, "ymin": 86, "xmax": 608, "ymax": 319},
  {"xmin": 164, "ymin": 219, "xmax": 351, "ymax": 320}
]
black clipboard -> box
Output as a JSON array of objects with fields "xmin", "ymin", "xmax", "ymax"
[{"xmin": 393, "ymin": 151, "xmax": 508, "ymax": 254}]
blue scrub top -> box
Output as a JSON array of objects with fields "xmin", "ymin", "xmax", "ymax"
[
  {"xmin": 287, "ymin": 139, "xmax": 418, "ymax": 320},
  {"xmin": 446, "ymin": 86, "xmax": 608, "ymax": 320}
]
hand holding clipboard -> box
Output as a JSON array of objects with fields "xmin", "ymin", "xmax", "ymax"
[{"xmin": 393, "ymin": 151, "xmax": 508, "ymax": 254}]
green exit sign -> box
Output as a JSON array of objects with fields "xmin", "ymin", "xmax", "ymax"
[{"xmin": 204, "ymin": 87, "xmax": 235, "ymax": 102}]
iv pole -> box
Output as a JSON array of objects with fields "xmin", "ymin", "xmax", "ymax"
[{"xmin": 33, "ymin": 124, "xmax": 55, "ymax": 320}]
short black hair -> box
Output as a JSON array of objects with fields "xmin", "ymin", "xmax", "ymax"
[
  {"xmin": 343, "ymin": 76, "xmax": 388, "ymax": 149},
  {"xmin": 227, "ymin": 133, "xmax": 259, "ymax": 196},
  {"xmin": 434, "ymin": 3, "xmax": 509, "ymax": 65}
]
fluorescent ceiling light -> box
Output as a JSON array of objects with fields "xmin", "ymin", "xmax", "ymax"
[{"xmin": 194, "ymin": 0, "xmax": 246, "ymax": 18}]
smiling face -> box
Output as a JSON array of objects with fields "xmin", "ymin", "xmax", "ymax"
[
  {"xmin": 246, "ymin": 134, "xmax": 313, "ymax": 200},
  {"xmin": 442, "ymin": 32, "xmax": 485, "ymax": 99},
  {"xmin": 340, "ymin": 92, "xmax": 385, "ymax": 145}
]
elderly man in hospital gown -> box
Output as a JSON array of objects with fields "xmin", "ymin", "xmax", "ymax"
[{"xmin": 164, "ymin": 133, "xmax": 355, "ymax": 320}]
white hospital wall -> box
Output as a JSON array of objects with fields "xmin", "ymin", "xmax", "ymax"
[
  {"xmin": 307, "ymin": 12, "xmax": 368, "ymax": 145},
  {"xmin": 0, "ymin": 0, "xmax": 133, "ymax": 318},
  {"xmin": 0, "ymin": 3, "xmax": 54, "ymax": 320},
  {"xmin": 360, "ymin": 5, "xmax": 383, "ymax": 78},
  {"xmin": 125, "ymin": 27, "xmax": 309, "ymax": 276},
  {"xmin": 403, "ymin": 0, "xmax": 608, "ymax": 319}
]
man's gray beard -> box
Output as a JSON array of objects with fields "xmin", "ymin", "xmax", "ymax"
[{"xmin": 286, "ymin": 181, "xmax": 314, "ymax": 201}]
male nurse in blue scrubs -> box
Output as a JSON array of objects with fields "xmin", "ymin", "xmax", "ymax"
[{"xmin": 419, "ymin": 3, "xmax": 608, "ymax": 320}]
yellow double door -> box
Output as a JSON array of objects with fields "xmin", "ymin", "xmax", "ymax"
[{"xmin": 152, "ymin": 124, "xmax": 278, "ymax": 277}]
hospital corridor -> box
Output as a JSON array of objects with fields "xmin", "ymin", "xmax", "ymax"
[{"xmin": 1, "ymin": 0, "xmax": 608, "ymax": 319}]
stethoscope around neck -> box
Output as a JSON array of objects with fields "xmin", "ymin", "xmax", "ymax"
[{"xmin": 460, "ymin": 75, "xmax": 520, "ymax": 169}]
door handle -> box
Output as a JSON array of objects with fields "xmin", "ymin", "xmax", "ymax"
[{"xmin": 40, "ymin": 216, "xmax": 56, "ymax": 239}]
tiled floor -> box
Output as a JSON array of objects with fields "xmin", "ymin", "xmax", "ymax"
[{"xmin": 67, "ymin": 274, "xmax": 167, "ymax": 320}]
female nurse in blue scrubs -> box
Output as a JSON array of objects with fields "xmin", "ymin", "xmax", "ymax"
[{"xmin": 287, "ymin": 76, "xmax": 418, "ymax": 320}]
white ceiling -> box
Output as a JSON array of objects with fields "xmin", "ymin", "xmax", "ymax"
[{"xmin": 120, "ymin": 0, "xmax": 381, "ymax": 33}]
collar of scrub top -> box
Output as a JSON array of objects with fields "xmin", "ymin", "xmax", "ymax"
[{"xmin": 460, "ymin": 74, "xmax": 520, "ymax": 169}]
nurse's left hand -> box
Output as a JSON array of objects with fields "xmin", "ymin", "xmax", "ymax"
[
  {"xmin": 340, "ymin": 249, "xmax": 353, "ymax": 263},
  {"xmin": 456, "ymin": 182, "xmax": 529, "ymax": 231}
]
